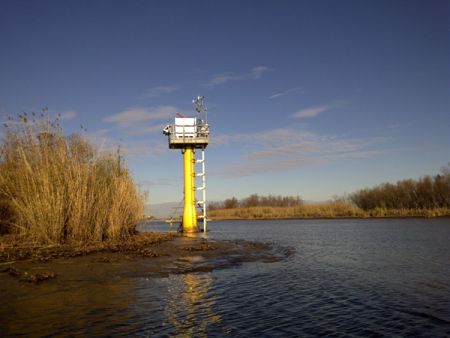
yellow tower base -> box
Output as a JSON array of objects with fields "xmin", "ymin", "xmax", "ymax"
[{"xmin": 182, "ymin": 147, "xmax": 197, "ymax": 232}]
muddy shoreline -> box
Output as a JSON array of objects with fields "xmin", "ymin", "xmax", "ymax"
[{"xmin": 0, "ymin": 232, "xmax": 283, "ymax": 284}]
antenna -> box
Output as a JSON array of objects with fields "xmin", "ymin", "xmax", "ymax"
[{"xmin": 192, "ymin": 96, "xmax": 208, "ymax": 123}]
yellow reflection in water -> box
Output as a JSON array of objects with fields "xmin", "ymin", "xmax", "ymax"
[
  {"xmin": 166, "ymin": 272, "xmax": 223, "ymax": 337},
  {"xmin": 182, "ymin": 232, "xmax": 208, "ymax": 240}
]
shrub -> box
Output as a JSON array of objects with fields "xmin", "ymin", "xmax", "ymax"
[{"xmin": 350, "ymin": 168, "xmax": 450, "ymax": 211}]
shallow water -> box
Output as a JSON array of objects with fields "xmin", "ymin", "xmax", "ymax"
[{"xmin": 1, "ymin": 218, "xmax": 450, "ymax": 337}]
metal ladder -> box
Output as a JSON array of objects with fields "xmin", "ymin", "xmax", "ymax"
[{"xmin": 194, "ymin": 147, "xmax": 207, "ymax": 232}]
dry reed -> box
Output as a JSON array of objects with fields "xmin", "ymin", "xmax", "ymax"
[
  {"xmin": 0, "ymin": 110, "xmax": 145, "ymax": 244},
  {"xmin": 208, "ymin": 202, "xmax": 450, "ymax": 220}
]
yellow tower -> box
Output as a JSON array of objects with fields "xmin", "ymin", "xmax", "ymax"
[
  {"xmin": 182, "ymin": 147, "xmax": 197, "ymax": 231},
  {"xmin": 163, "ymin": 96, "xmax": 209, "ymax": 233}
]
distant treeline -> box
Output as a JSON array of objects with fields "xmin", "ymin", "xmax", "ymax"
[
  {"xmin": 208, "ymin": 194, "xmax": 302, "ymax": 210},
  {"xmin": 208, "ymin": 166, "xmax": 450, "ymax": 219},
  {"xmin": 350, "ymin": 166, "xmax": 450, "ymax": 210}
]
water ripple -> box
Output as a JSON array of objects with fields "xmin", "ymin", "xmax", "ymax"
[{"xmin": 2, "ymin": 219, "xmax": 450, "ymax": 337}]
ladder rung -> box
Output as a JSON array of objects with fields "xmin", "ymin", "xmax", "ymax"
[
  {"xmin": 195, "ymin": 173, "xmax": 205, "ymax": 177},
  {"xmin": 197, "ymin": 215, "xmax": 205, "ymax": 219},
  {"xmin": 197, "ymin": 200, "xmax": 205, "ymax": 204},
  {"xmin": 195, "ymin": 159, "xmax": 204, "ymax": 163},
  {"xmin": 196, "ymin": 186, "xmax": 205, "ymax": 191}
]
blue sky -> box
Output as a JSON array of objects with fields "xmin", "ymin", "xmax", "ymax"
[{"xmin": 1, "ymin": 0, "xmax": 449, "ymax": 204}]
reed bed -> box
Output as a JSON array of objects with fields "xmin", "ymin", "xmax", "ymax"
[
  {"xmin": 0, "ymin": 111, "xmax": 144, "ymax": 244},
  {"xmin": 208, "ymin": 202, "xmax": 450, "ymax": 220},
  {"xmin": 209, "ymin": 201, "xmax": 365, "ymax": 219}
]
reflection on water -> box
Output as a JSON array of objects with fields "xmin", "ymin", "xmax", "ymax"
[
  {"xmin": 1, "ymin": 219, "xmax": 450, "ymax": 336},
  {"xmin": 166, "ymin": 272, "xmax": 223, "ymax": 337}
]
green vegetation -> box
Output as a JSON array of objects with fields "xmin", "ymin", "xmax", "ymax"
[{"xmin": 0, "ymin": 110, "xmax": 145, "ymax": 244}]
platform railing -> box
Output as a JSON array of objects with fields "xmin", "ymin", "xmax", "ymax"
[{"xmin": 166, "ymin": 123, "xmax": 209, "ymax": 145}]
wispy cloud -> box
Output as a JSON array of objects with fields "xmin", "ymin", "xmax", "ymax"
[
  {"xmin": 215, "ymin": 157, "xmax": 322, "ymax": 178},
  {"xmin": 127, "ymin": 123, "xmax": 169, "ymax": 136},
  {"xmin": 59, "ymin": 111, "xmax": 77, "ymax": 121},
  {"xmin": 139, "ymin": 177, "xmax": 177, "ymax": 187},
  {"xmin": 104, "ymin": 106, "xmax": 177, "ymax": 129},
  {"xmin": 207, "ymin": 73, "xmax": 236, "ymax": 87},
  {"xmin": 269, "ymin": 87, "xmax": 304, "ymax": 99},
  {"xmin": 211, "ymin": 128, "xmax": 388, "ymax": 177},
  {"xmin": 121, "ymin": 140, "xmax": 168, "ymax": 158},
  {"xmin": 251, "ymin": 66, "xmax": 270, "ymax": 79},
  {"xmin": 142, "ymin": 85, "xmax": 179, "ymax": 98},
  {"xmin": 206, "ymin": 66, "xmax": 271, "ymax": 87},
  {"xmin": 86, "ymin": 130, "xmax": 169, "ymax": 159},
  {"xmin": 291, "ymin": 105, "xmax": 331, "ymax": 118}
]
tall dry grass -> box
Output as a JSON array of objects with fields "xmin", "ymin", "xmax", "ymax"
[
  {"xmin": 0, "ymin": 110, "xmax": 145, "ymax": 244},
  {"xmin": 209, "ymin": 201, "xmax": 366, "ymax": 220},
  {"xmin": 208, "ymin": 202, "xmax": 450, "ymax": 220}
]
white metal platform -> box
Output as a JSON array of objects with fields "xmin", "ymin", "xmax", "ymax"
[{"xmin": 163, "ymin": 118, "xmax": 209, "ymax": 149}]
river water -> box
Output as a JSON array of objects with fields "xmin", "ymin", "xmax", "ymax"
[{"xmin": 2, "ymin": 218, "xmax": 450, "ymax": 337}]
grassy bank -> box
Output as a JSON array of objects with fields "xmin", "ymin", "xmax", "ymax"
[
  {"xmin": 208, "ymin": 202, "xmax": 450, "ymax": 220},
  {"xmin": 0, "ymin": 111, "xmax": 145, "ymax": 244}
]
